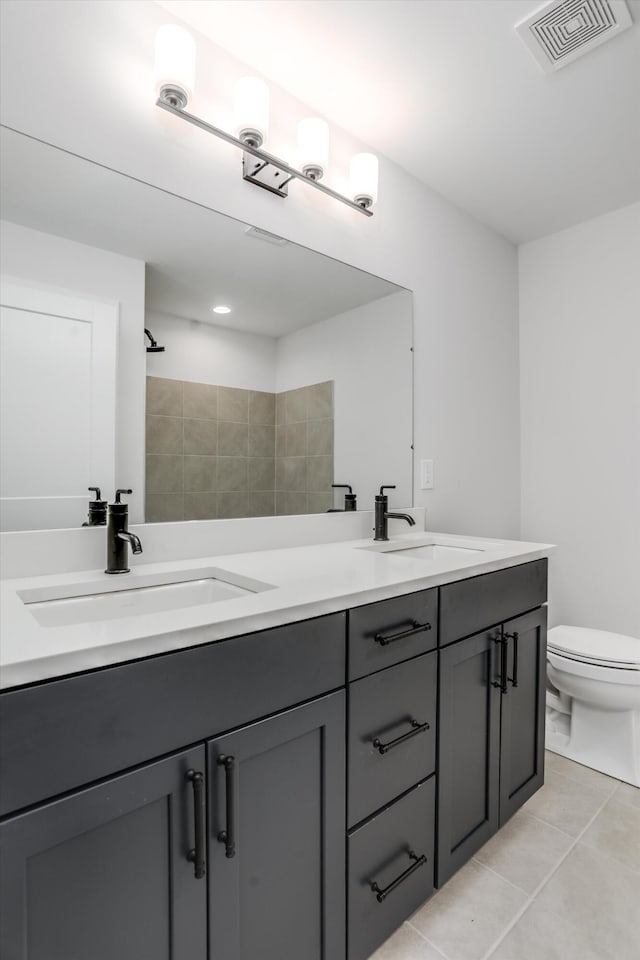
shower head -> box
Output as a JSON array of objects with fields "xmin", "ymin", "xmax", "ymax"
[{"xmin": 144, "ymin": 328, "xmax": 165, "ymax": 353}]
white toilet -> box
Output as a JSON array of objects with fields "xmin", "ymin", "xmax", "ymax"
[{"xmin": 545, "ymin": 625, "xmax": 640, "ymax": 787}]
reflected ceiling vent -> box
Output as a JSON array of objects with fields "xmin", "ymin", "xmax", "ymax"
[
  {"xmin": 244, "ymin": 225, "xmax": 289, "ymax": 246},
  {"xmin": 516, "ymin": 0, "xmax": 633, "ymax": 72}
]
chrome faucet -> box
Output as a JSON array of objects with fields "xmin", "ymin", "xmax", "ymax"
[
  {"xmin": 105, "ymin": 489, "xmax": 143, "ymax": 574},
  {"xmin": 374, "ymin": 485, "xmax": 415, "ymax": 541}
]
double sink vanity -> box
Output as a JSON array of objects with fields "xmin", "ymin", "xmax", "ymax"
[{"xmin": 0, "ymin": 520, "xmax": 552, "ymax": 960}]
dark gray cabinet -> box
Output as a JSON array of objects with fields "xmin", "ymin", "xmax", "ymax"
[
  {"xmin": 498, "ymin": 608, "xmax": 547, "ymax": 822},
  {"xmin": 0, "ymin": 615, "xmax": 346, "ymax": 960},
  {"xmin": 207, "ymin": 692, "xmax": 346, "ymax": 960},
  {"xmin": 0, "ymin": 745, "xmax": 207, "ymax": 960},
  {"xmin": 0, "ymin": 560, "xmax": 549, "ymax": 959},
  {"xmin": 348, "ymin": 777, "xmax": 435, "ymax": 960},
  {"xmin": 436, "ymin": 605, "xmax": 547, "ymax": 886},
  {"xmin": 348, "ymin": 652, "xmax": 437, "ymax": 827},
  {"xmin": 347, "ymin": 593, "xmax": 439, "ymax": 960}
]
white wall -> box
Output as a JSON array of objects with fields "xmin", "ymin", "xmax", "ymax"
[
  {"xmin": 0, "ymin": 0, "xmax": 520, "ymax": 538},
  {"xmin": 277, "ymin": 291, "xmax": 413, "ymax": 509},
  {"xmin": 0, "ymin": 220, "xmax": 146, "ymax": 520},
  {"xmin": 519, "ymin": 203, "xmax": 640, "ymax": 636},
  {"xmin": 146, "ymin": 310, "xmax": 277, "ymax": 392}
]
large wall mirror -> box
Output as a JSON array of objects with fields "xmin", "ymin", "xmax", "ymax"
[{"xmin": 0, "ymin": 126, "xmax": 413, "ymax": 531}]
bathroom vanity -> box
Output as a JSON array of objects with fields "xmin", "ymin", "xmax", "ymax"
[{"xmin": 0, "ymin": 531, "xmax": 550, "ymax": 960}]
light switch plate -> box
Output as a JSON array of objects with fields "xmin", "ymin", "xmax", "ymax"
[{"xmin": 420, "ymin": 459, "xmax": 434, "ymax": 490}]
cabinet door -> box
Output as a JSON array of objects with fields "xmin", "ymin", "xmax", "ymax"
[
  {"xmin": 207, "ymin": 691, "xmax": 346, "ymax": 960},
  {"xmin": 437, "ymin": 630, "xmax": 501, "ymax": 886},
  {"xmin": 499, "ymin": 607, "xmax": 547, "ymax": 823},
  {"xmin": 0, "ymin": 746, "xmax": 207, "ymax": 960}
]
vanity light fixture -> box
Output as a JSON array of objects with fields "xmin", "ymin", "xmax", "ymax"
[
  {"xmin": 212, "ymin": 305, "xmax": 232, "ymax": 314},
  {"xmin": 154, "ymin": 26, "xmax": 376, "ymax": 216},
  {"xmin": 297, "ymin": 118, "xmax": 329, "ymax": 181}
]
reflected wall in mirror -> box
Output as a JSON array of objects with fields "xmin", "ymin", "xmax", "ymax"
[{"xmin": 0, "ymin": 126, "xmax": 413, "ymax": 531}]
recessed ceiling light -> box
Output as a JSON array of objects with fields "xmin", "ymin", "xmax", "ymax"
[{"xmin": 212, "ymin": 305, "xmax": 231, "ymax": 314}]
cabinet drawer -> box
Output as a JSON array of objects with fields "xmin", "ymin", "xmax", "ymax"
[
  {"xmin": 348, "ymin": 589, "xmax": 437, "ymax": 681},
  {"xmin": 348, "ymin": 777, "xmax": 435, "ymax": 960},
  {"xmin": 348, "ymin": 652, "xmax": 436, "ymax": 827},
  {"xmin": 439, "ymin": 559, "xmax": 547, "ymax": 647}
]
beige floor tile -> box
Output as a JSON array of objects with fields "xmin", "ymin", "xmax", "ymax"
[
  {"xmin": 579, "ymin": 796, "xmax": 640, "ymax": 873},
  {"xmin": 534, "ymin": 843, "xmax": 640, "ymax": 960},
  {"xmin": 409, "ymin": 860, "xmax": 527, "ymax": 960},
  {"xmin": 615, "ymin": 781, "xmax": 640, "ymax": 810},
  {"xmin": 368, "ymin": 923, "xmax": 446, "ymax": 960},
  {"xmin": 473, "ymin": 809, "xmax": 573, "ymax": 893},
  {"xmin": 489, "ymin": 899, "xmax": 616, "ymax": 960},
  {"xmin": 544, "ymin": 750, "xmax": 619, "ymax": 796},
  {"xmin": 522, "ymin": 770, "xmax": 607, "ymax": 836}
]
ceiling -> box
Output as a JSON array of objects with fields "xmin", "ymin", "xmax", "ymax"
[
  {"xmin": 157, "ymin": 0, "xmax": 640, "ymax": 243},
  {"xmin": 0, "ymin": 127, "xmax": 400, "ymax": 337}
]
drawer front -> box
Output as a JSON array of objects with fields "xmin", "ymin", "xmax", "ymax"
[
  {"xmin": 348, "ymin": 589, "xmax": 437, "ymax": 681},
  {"xmin": 348, "ymin": 777, "xmax": 435, "ymax": 960},
  {"xmin": 439, "ymin": 559, "xmax": 548, "ymax": 647},
  {"xmin": 0, "ymin": 613, "xmax": 346, "ymax": 817},
  {"xmin": 348, "ymin": 652, "xmax": 436, "ymax": 827}
]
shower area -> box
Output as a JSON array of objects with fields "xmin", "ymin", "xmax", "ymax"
[{"xmin": 145, "ymin": 376, "xmax": 334, "ymax": 522}]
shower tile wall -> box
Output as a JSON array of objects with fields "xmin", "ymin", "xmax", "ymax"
[
  {"xmin": 275, "ymin": 381, "xmax": 334, "ymax": 515},
  {"xmin": 145, "ymin": 377, "xmax": 333, "ymax": 522}
]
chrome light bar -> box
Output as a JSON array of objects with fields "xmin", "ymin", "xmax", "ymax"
[{"xmin": 156, "ymin": 98, "xmax": 374, "ymax": 217}]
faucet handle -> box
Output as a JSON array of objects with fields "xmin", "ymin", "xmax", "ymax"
[
  {"xmin": 114, "ymin": 488, "xmax": 133, "ymax": 504},
  {"xmin": 379, "ymin": 485, "xmax": 396, "ymax": 497}
]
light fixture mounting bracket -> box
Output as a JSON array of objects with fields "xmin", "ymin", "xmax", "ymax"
[{"xmin": 242, "ymin": 152, "xmax": 291, "ymax": 198}]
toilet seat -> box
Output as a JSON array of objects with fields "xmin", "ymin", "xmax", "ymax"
[{"xmin": 548, "ymin": 625, "xmax": 640, "ymax": 671}]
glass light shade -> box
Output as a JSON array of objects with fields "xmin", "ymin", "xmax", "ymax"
[
  {"xmin": 234, "ymin": 77, "xmax": 269, "ymax": 146},
  {"xmin": 349, "ymin": 153, "xmax": 379, "ymax": 207},
  {"xmin": 154, "ymin": 25, "xmax": 196, "ymax": 105},
  {"xmin": 297, "ymin": 118, "xmax": 329, "ymax": 178}
]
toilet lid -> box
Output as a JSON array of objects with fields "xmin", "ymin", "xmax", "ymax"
[{"xmin": 548, "ymin": 625, "xmax": 640, "ymax": 669}]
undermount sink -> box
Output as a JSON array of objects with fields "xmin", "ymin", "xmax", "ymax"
[
  {"xmin": 384, "ymin": 543, "xmax": 485, "ymax": 561},
  {"xmin": 19, "ymin": 568, "xmax": 275, "ymax": 628},
  {"xmin": 361, "ymin": 535, "xmax": 505, "ymax": 564}
]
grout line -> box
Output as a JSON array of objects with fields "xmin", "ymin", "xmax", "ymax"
[
  {"xmin": 522, "ymin": 809, "xmax": 577, "ymax": 838},
  {"xmin": 470, "ymin": 857, "xmax": 531, "ymax": 896},
  {"xmin": 544, "ymin": 764, "xmax": 618, "ymax": 799},
  {"xmin": 611, "ymin": 782, "xmax": 640, "ymax": 811},
  {"xmin": 480, "ymin": 783, "xmax": 615, "ymax": 960},
  {"xmin": 544, "ymin": 754, "xmax": 619, "ymax": 797},
  {"xmin": 576, "ymin": 831, "xmax": 640, "ymax": 877},
  {"xmin": 404, "ymin": 920, "xmax": 452, "ymax": 960}
]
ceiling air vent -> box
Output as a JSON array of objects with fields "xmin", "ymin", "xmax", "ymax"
[
  {"xmin": 244, "ymin": 226, "xmax": 289, "ymax": 246},
  {"xmin": 516, "ymin": 0, "xmax": 633, "ymax": 72}
]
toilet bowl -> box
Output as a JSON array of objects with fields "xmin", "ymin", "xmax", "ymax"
[{"xmin": 545, "ymin": 625, "xmax": 640, "ymax": 787}]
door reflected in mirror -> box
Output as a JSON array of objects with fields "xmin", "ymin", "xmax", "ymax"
[{"xmin": 0, "ymin": 126, "xmax": 413, "ymax": 530}]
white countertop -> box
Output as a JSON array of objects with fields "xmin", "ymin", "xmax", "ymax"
[{"xmin": 0, "ymin": 531, "xmax": 554, "ymax": 689}]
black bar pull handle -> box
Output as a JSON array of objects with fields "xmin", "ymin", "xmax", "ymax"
[
  {"xmin": 372, "ymin": 718, "xmax": 430, "ymax": 755},
  {"xmin": 370, "ymin": 850, "xmax": 427, "ymax": 903},
  {"xmin": 185, "ymin": 769, "xmax": 206, "ymax": 879},
  {"xmin": 492, "ymin": 636, "xmax": 508, "ymax": 694},
  {"xmin": 217, "ymin": 754, "xmax": 236, "ymax": 859},
  {"xmin": 374, "ymin": 620, "xmax": 432, "ymax": 647},
  {"xmin": 506, "ymin": 631, "xmax": 519, "ymax": 688}
]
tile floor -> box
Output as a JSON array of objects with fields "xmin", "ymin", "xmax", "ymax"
[{"xmin": 369, "ymin": 752, "xmax": 640, "ymax": 960}]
